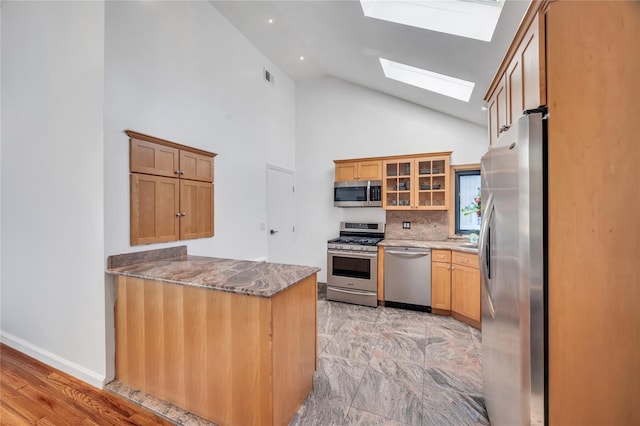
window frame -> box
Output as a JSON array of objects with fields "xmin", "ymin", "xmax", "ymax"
[{"xmin": 454, "ymin": 169, "xmax": 481, "ymax": 235}]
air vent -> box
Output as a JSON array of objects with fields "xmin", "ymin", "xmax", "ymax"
[{"xmin": 263, "ymin": 67, "xmax": 275, "ymax": 85}]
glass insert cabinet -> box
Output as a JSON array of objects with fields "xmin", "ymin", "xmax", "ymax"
[{"xmin": 383, "ymin": 154, "xmax": 451, "ymax": 210}]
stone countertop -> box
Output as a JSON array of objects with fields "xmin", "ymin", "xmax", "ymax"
[
  {"xmin": 380, "ymin": 239, "xmax": 479, "ymax": 254},
  {"xmin": 106, "ymin": 248, "xmax": 320, "ymax": 298}
]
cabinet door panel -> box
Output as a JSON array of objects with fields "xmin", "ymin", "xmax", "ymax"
[
  {"xmin": 180, "ymin": 180, "xmax": 214, "ymax": 240},
  {"xmin": 130, "ymin": 139, "xmax": 179, "ymax": 178},
  {"xmin": 130, "ymin": 173, "xmax": 180, "ymax": 245},
  {"xmin": 496, "ymin": 76, "xmax": 508, "ymax": 136},
  {"xmin": 487, "ymin": 95, "xmax": 498, "ymax": 146},
  {"xmin": 432, "ymin": 260, "xmax": 452, "ymax": 310},
  {"xmin": 522, "ymin": 12, "xmax": 546, "ymax": 110},
  {"xmin": 507, "ymin": 54, "xmax": 523, "ymax": 126},
  {"xmin": 335, "ymin": 162, "xmax": 358, "ymax": 181},
  {"xmin": 180, "ymin": 151, "xmax": 214, "ymax": 182},
  {"xmin": 358, "ymin": 161, "xmax": 382, "ymax": 180},
  {"xmin": 452, "ymin": 265, "xmax": 481, "ymax": 322}
]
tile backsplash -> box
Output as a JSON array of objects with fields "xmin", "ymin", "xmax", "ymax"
[{"xmin": 385, "ymin": 210, "xmax": 449, "ymax": 241}]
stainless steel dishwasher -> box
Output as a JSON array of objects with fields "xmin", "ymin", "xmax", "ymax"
[{"xmin": 384, "ymin": 247, "xmax": 432, "ymax": 312}]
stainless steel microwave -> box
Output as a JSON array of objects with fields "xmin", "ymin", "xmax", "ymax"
[{"xmin": 334, "ymin": 180, "xmax": 382, "ymax": 207}]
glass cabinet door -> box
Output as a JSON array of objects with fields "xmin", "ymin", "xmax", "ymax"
[
  {"xmin": 415, "ymin": 157, "xmax": 449, "ymax": 209},
  {"xmin": 383, "ymin": 155, "xmax": 450, "ymax": 210},
  {"xmin": 384, "ymin": 160, "xmax": 412, "ymax": 209}
]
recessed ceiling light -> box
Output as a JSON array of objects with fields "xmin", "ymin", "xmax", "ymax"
[
  {"xmin": 379, "ymin": 58, "xmax": 474, "ymax": 102},
  {"xmin": 360, "ymin": 0, "xmax": 505, "ymax": 42},
  {"xmin": 299, "ymin": 56, "xmax": 305, "ymax": 61},
  {"xmin": 267, "ymin": 18, "xmax": 274, "ymax": 24}
]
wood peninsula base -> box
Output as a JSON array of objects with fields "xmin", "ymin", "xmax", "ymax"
[{"xmin": 114, "ymin": 274, "xmax": 317, "ymax": 426}]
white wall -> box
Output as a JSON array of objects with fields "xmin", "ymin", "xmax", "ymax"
[
  {"xmin": 102, "ymin": 1, "xmax": 296, "ymax": 381},
  {"xmin": 295, "ymin": 77, "xmax": 487, "ymax": 282},
  {"xmin": 104, "ymin": 1, "xmax": 296, "ymax": 262},
  {"xmin": 1, "ymin": 1, "xmax": 106, "ymax": 386},
  {"xmin": 0, "ymin": 0, "xmax": 296, "ymax": 387}
]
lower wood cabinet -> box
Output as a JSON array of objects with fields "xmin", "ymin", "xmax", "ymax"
[
  {"xmin": 451, "ymin": 252, "xmax": 481, "ymax": 329},
  {"xmin": 431, "ymin": 250, "xmax": 452, "ymax": 311},
  {"xmin": 431, "ymin": 249, "xmax": 481, "ymax": 329}
]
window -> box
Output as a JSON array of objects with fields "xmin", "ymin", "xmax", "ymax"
[
  {"xmin": 359, "ymin": 0, "xmax": 505, "ymax": 42},
  {"xmin": 455, "ymin": 169, "xmax": 481, "ymax": 234},
  {"xmin": 379, "ymin": 58, "xmax": 474, "ymax": 102}
]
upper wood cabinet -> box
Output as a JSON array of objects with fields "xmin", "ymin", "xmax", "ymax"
[
  {"xmin": 486, "ymin": 10, "xmax": 546, "ymax": 145},
  {"xmin": 180, "ymin": 150, "xmax": 214, "ymax": 182},
  {"xmin": 130, "ymin": 139, "xmax": 179, "ymax": 178},
  {"xmin": 180, "ymin": 179, "xmax": 214, "ymax": 240},
  {"xmin": 127, "ymin": 130, "xmax": 216, "ymax": 245},
  {"xmin": 130, "ymin": 134, "xmax": 214, "ymax": 182},
  {"xmin": 130, "ymin": 174, "xmax": 180, "ymax": 245},
  {"xmin": 383, "ymin": 154, "xmax": 450, "ymax": 210},
  {"xmin": 487, "ymin": 76, "xmax": 507, "ymax": 146},
  {"xmin": 334, "ymin": 160, "xmax": 382, "ymax": 181}
]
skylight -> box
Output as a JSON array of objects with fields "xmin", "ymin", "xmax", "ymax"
[
  {"xmin": 360, "ymin": 0, "xmax": 505, "ymax": 42},
  {"xmin": 379, "ymin": 58, "xmax": 474, "ymax": 102}
]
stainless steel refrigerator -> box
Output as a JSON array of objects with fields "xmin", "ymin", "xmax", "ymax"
[{"xmin": 479, "ymin": 110, "xmax": 546, "ymax": 426}]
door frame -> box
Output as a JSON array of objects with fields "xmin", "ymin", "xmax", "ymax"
[{"xmin": 266, "ymin": 164, "xmax": 296, "ymax": 263}]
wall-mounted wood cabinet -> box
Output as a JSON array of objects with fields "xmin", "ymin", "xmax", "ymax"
[
  {"xmin": 382, "ymin": 154, "xmax": 450, "ymax": 210},
  {"xmin": 334, "ymin": 159, "xmax": 382, "ymax": 181},
  {"xmin": 130, "ymin": 174, "xmax": 180, "ymax": 245},
  {"xmin": 486, "ymin": 10, "xmax": 545, "ymax": 146},
  {"xmin": 127, "ymin": 130, "xmax": 216, "ymax": 246}
]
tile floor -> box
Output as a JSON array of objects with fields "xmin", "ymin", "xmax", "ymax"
[
  {"xmin": 107, "ymin": 285, "xmax": 488, "ymax": 426},
  {"xmin": 289, "ymin": 286, "xmax": 487, "ymax": 426}
]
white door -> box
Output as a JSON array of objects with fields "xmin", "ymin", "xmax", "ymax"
[{"xmin": 267, "ymin": 165, "xmax": 296, "ymax": 264}]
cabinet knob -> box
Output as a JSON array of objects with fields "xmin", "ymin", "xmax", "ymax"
[
  {"xmin": 176, "ymin": 212, "xmax": 187, "ymax": 217},
  {"xmin": 498, "ymin": 125, "xmax": 511, "ymax": 134}
]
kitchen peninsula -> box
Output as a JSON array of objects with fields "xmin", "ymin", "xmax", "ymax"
[{"xmin": 106, "ymin": 246, "xmax": 320, "ymax": 426}]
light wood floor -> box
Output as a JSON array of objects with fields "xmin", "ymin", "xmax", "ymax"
[{"xmin": 0, "ymin": 344, "xmax": 173, "ymax": 425}]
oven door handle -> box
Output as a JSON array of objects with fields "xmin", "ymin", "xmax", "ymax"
[
  {"xmin": 327, "ymin": 250, "xmax": 378, "ymax": 258},
  {"xmin": 327, "ymin": 286, "xmax": 375, "ymax": 296}
]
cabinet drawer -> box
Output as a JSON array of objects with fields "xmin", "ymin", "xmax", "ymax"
[
  {"xmin": 432, "ymin": 249, "xmax": 451, "ymax": 263},
  {"xmin": 452, "ymin": 251, "xmax": 478, "ymax": 268}
]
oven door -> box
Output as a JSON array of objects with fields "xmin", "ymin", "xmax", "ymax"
[{"xmin": 327, "ymin": 249, "xmax": 377, "ymax": 292}]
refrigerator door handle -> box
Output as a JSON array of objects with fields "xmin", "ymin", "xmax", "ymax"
[{"xmin": 478, "ymin": 192, "xmax": 496, "ymax": 318}]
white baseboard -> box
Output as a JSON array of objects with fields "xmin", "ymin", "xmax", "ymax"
[{"xmin": 1, "ymin": 331, "xmax": 106, "ymax": 388}]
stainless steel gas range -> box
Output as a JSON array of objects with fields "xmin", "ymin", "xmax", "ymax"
[{"xmin": 327, "ymin": 222, "xmax": 385, "ymax": 307}]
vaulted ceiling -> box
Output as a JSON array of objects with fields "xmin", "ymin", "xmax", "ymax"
[{"xmin": 211, "ymin": 0, "xmax": 531, "ymax": 126}]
